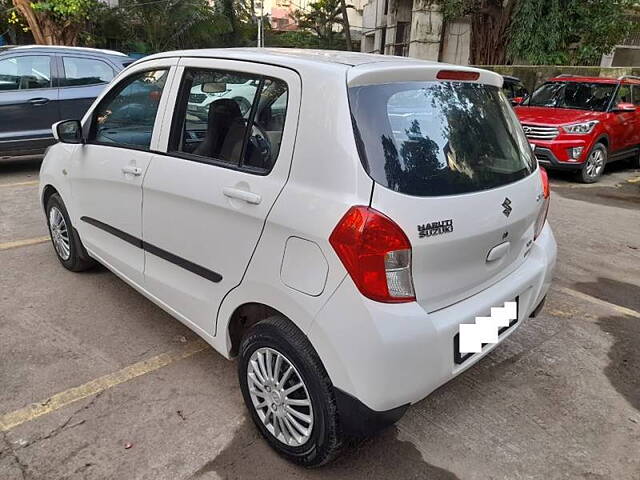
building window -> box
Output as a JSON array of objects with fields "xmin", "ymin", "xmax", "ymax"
[
  {"xmin": 380, "ymin": 27, "xmax": 387, "ymax": 54},
  {"xmin": 394, "ymin": 21, "xmax": 410, "ymax": 56}
]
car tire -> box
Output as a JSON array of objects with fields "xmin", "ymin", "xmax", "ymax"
[
  {"xmin": 46, "ymin": 193, "xmax": 96, "ymax": 272},
  {"xmin": 577, "ymin": 143, "xmax": 607, "ymax": 183},
  {"xmin": 238, "ymin": 316, "xmax": 344, "ymax": 467}
]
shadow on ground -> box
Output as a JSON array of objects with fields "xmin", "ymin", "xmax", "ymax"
[
  {"xmin": 573, "ymin": 277, "xmax": 640, "ymax": 313},
  {"xmin": 190, "ymin": 419, "xmax": 459, "ymax": 480},
  {"xmin": 597, "ymin": 315, "xmax": 640, "ymax": 412},
  {"xmin": 0, "ymin": 157, "xmax": 42, "ymax": 175},
  {"xmin": 548, "ymin": 165, "xmax": 640, "ymax": 211}
]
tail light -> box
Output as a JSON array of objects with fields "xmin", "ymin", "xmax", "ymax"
[
  {"xmin": 329, "ymin": 206, "xmax": 415, "ymax": 303},
  {"xmin": 534, "ymin": 167, "xmax": 550, "ymax": 240}
]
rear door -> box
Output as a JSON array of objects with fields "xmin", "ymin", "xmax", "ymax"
[
  {"xmin": 349, "ymin": 77, "xmax": 542, "ymax": 313},
  {"xmin": 0, "ymin": 53, "xmax": 59, "ymax": 156},
  {"xmin": 609, "ymin": 82, "xmax": 636, "ymax": 153},
  {"xmin": 58, "ymin": 55, "xmax": 117, "ymax": 120},
  {"xmin": 142, "ymin": 59, "xmax": 300, "ymax": 335}
]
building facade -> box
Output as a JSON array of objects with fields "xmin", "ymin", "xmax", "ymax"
[{"xmin": 360, "ymin": 0, "xmax": 470, "ymax": 64}]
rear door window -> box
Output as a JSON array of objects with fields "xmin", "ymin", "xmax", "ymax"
[
  {"xmin": 169, "ymin": 68, "xmax": 288, "ymax": 173},
  {"xmin": 349, "ymin": 81, "xmax": 535, "ymax": 197},
  {"xmin": 62, "ymin": 57, "xmax": 115, "ymax": 86}
]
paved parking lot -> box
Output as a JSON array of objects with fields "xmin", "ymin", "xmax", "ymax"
[{"xmin": 1, "ymin": 157, "xmax": 639, "ymax": 480}]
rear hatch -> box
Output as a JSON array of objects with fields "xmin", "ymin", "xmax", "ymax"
[{"xmin": 348, "ymin": 67, "xmax": 543, "ymax": 312}]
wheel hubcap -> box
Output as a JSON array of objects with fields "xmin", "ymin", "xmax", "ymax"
[
  {"xmin": 586, "ymin": 150, "xmax": 604, "ymax": 178},
  {"xmin": 247, "ymin": 347, "xmax": 313, "ymax": 447},
  {"xmin": 49, "ymin": 207, "xmax": 71, "ymax": 261}
]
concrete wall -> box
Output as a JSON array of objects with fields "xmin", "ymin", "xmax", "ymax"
[
  {"xmin": 480, "ymin": 65, "xmax": 640, "ymax": 93},
  {"xmin": 440, "ymin": 17, "xmax": 470, "ymax": 65},
  {"xmin": 407, "ymin": 0, "xmax": 442, "ymax": 60}
]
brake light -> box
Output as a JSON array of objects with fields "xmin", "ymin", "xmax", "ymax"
[
  {"xmin": 436, "ymin": 70, "xmax": 480, "ymax": 81},
  {"xmin": 534, "ymin": 167, "xmax": 551, "ymax": 240},
  {"xmin": 329, "ymin": 206, "xmax": 415, "ymax": 303}
]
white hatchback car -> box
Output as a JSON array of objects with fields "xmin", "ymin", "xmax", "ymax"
[{"xmin": 39, "ymin": 48, "xmax": 557, "ymax": 466}]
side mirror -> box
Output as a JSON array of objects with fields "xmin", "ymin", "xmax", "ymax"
[
  {"xmin": 511, "ymin": 96, "xmax": 524, "ymax": 106},
  {"xmin": 613, "ymin": 102, "xmax": 636, "ymax": 113},
  {"xmin": 53, "ymin": 119, "xmax": 83, "ymax": 144}
]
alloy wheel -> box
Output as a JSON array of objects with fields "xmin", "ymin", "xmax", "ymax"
[
  {"xmin": 585, "ymin": 149, "xmax": 604, "ymax": 178},
  {"xmin": 247, "ymin": 347, "xmax": 314, "ymax": 447},
  {"xmin": 49, "ymin": 206, "xmax": 71, "ymax": 261}
]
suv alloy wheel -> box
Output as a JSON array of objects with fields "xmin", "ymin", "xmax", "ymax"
[{"xmin": 579, "ymin": 143, "xmax": 607, "ymax": 183}]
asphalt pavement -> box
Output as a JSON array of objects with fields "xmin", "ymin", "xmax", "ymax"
[{"xmin": 1, "ymin": 157, "xmax": 639, "ymax": 479}]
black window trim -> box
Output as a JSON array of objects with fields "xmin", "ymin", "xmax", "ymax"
[
  {"xmin": 166, "ymin": 66, "xmax": 288, "ymax": 177},
  {"xmin": 59, "ymin": 54, "xmax": 116, "ymax": 89},
  {"xmin": 0, "ymin": 53, "xmax": 55, "ymax": 92},
  {"xmin": 87, "ymin": 67, "xmax": 170, "ymax": 152}
]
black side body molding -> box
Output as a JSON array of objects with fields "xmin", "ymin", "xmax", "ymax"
[
  {"xmin": 81, "ymin": 216, "xmax": 142, "ymax": 248},
  {"xmin": 80, "ymin": 216, "xmax": 222, "ymax": 283},
  {"xmin": 333, "ymin": 387, "xmax": 409, "ymax": 437}
]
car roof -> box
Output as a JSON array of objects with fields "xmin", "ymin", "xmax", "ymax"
[
  {"xmin": 142, "ymin": 47, "xmax": 440, "ymax": 69},
  {"xmin": 0, "ymin": 45, "xmax": 128, "ymax": 58},
  {"xmin": 138, "ymin": 47, "xmax": 503, "ymax": 88}
]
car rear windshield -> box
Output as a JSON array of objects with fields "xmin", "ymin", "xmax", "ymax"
[
  {"xmin": 527, "ymin": 81, "xmax": 616, "ymax": 111},
  {"xmin": 349, "ymin": 81, "xmax": 535, "ymax": 197}
]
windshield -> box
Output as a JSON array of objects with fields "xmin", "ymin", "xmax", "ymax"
[
  {"xmin": 527, "ymin": 81, "xmax": 616, "ymax": 111},
  {"xmin": 349, "ymin": 81, "xmax": 535, "ymax": 197}
]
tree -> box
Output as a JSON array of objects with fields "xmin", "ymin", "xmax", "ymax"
[
  {"xmin": 437, "ymin": 0, "xmax": 639, "ymax": 65},
  {"xmin": 437, "ymin": 0, "xmax": 516, "ymax": 65},
  {"xmin": 12, "ymin": 0, "xmax": 100, "ymax": 45},
  {"xmin": 296, "ymin": 0, "xmax": 346, "ymax": 49},
  {"xmin": 509, "ymin": 0, "xmax": 639, "ymax": 65}
]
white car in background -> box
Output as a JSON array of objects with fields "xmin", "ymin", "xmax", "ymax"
[
  {"xmin": 39, "ymin": 48, "xmax": 557, "ymax": 466},
  {"xmin": 188, "ymin": 78, "xmax": 258, "ymax": 118}
]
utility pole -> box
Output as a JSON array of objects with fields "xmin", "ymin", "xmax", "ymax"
[
  {"xmin": 339, "ymin": 0, "xmax": 352, "ymax": 51},
  {"xmin": 256, "ymin": 0, "xmax": 264, "ymax": 47}
]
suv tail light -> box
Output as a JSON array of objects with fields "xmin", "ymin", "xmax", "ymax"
[
  {"xmin": 329, "ymin": 206, "xmax": 415, "ymax": 303},
  {"xmin": 534, "ymin": 167, "xmax": 550, "ymax": 240}
]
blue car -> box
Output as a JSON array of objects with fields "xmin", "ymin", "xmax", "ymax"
[{"xmin": 0, "ymin": 45, "xmax": 133, "ymax": 160}]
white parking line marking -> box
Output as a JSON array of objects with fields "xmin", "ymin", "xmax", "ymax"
[
  {"xmin": 0, "ymin": 236, "xmax": 50, "ymax": 251},
  {"xmin": 0, "ymin": 339, "xmax": 209, "ymax": 432},
  {"xmin": 0, "ymin": 180, "xmax": 39, "ymax": 188},
  {"xmin": 559, "ymin": 286, "xmax": 640, "ymax": 319}
]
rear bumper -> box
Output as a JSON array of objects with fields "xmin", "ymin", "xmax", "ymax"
[{"xmin": 310, "ymin": 222, "xmax": 557, "ymax": 415}]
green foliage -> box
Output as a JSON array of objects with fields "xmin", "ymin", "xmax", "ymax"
[
  {"xmin": 296, "ymin": 0, "xmax": 346, "ymax": 48},
  {"xmin": 436, "ymin": 0, "xmax": 639, "ymax": 65},
  {"xmin": 509, "ymin": 0, "xmax": 638, "ymax": 65},
  {"xmin": 30, "ymin": 0, "xmax": 98, "ymax": 21},
  {"xmin": 266, "ymin": 30, "xmax": 322, "ymax": 48}
]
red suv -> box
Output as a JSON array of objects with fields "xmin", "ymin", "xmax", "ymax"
[{"xmin": 515, "ymin": 75, "xmax": 640, "ymax": 182}]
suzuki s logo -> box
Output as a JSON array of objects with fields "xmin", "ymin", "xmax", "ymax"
[
  {"xmin": 523, "ymin": 126, "xmax": 532, "ymax": 134},
  {"xmin": 502, "ymin": 197, "xmax": 513, "ymax": 217}
]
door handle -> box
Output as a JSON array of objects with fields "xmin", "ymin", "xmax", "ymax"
[
  {"xmin": 29, "ymin": 97, "xmax": 49, "ymax": 106},
  {"xmin": 122, "ymin": 165, "xmax": 143, "ymax": 176},
  {"xmin": 223, "ymin": 187, "xmax": 262, "ymax": 205}
]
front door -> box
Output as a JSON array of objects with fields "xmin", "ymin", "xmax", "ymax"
[
  {"xmin": 0, "ymin": 54, "xmax": 59, "ymax": 157},
  {"xmin": 141, "ymin": 59, "xmax": 300, "ymax": 336},
  {"xmin": 68, "ymin": 65, "xmax": 174, "ymax": 285}
]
